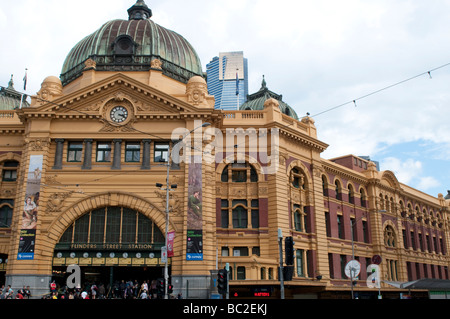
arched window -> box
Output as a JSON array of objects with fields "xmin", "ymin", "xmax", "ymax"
[
  {"xmin": 348, "ymin": 184, "xmax": 354, "ymax": 204},
  {"xmin": 322, "ymin": 175, "xmax": 328, "ymax": 196},
  {"xmin": 335, "ymin": 180, "xmax": 342, "ymax": 200},
  {"xmin": 360, "ymin": 188, "xmax": 367, "ymax": 207},
  {"xmin": 290, "ymin": 167, "xmax": 306, "ymax": 189},
  {"xmin": 384, "ymin": 225, "xmax": 396, "ymax": 247},
  {"xmin": 58, "ymin": 206, "xmax": 164, "ymax": 246}
]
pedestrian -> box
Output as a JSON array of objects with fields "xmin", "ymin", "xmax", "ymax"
[{"xmin": 24, "ymin": 286, "xmax": 31, "ymax": 299}]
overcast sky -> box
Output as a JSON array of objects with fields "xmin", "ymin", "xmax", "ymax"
[{"xmin": 1, "ymin": 0, "xmax": 450, "ymax": 198}]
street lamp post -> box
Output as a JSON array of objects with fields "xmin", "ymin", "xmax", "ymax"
[{"xmin": 156, "ymin": 122, "xmax": 210, "ymax": 299}]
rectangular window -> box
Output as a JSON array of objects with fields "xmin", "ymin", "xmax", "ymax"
[
  {"xmin": 340, "ymin": 255, "xmax": 347, "ymax": 279},
  {"xmin": 221, "ymin": 247, "xmax": 229, "ymax": 256},
  {"xmin": 233, "ymin": 247, "xmax": 249, "ymax": 256},
  {"xmin": 67, "ymin": 142, "xmax": 83, "ymax": 162},
  {"xmin": 221, "ymin": 200, "xmax": 229, "ymax": 228},
  {"xmin": 337, "ymin": 215, "xmax": 344, "ymax": 239},
  {"xmin": 154, "ymin": 143, "xmax": 169, "ymax": 162},
  {"xmin": 2, "ymin": 170, "xmax": 17, "ymax": 181},
  {"xmin": 125, "ymin": 142, "xmax": 141, "ymax": 162},
  {"xmin": 232, "ymin": 206, "xmax": 247, "ymax": 228},
  {"xmin": 362, "ymin": 220, "xmax": 369, "ymax": 243},
  {"xmin": 237, "ymin": 266, "xmax": 246, "ymax": 280},
  {"xmin": 296, "ymin": 249, "xmax": 305, "ymax": 277},
  {"xmin": 96, "ymin": 142, "xmax": 111, "ymax": 162},
  {"xmin": 410, "ymin": 232, "xmax": 416, "ymax": 250},
  {"xmin": 325, "ymin": 212, "xmax": 331, "ymax": 237}
]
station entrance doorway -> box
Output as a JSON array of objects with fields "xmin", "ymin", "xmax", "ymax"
[{"xmin": 51, "ymin": 206, "xmax": 169, "ymax": 297}]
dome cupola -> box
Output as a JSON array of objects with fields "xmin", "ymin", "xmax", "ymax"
[
  {"xmin": 60, "ymin": 0, "xmax": 203, "ymax": 86},
  {"xmin": 240, "ymin": 76, "xmax": 299, "ymax": 120}
]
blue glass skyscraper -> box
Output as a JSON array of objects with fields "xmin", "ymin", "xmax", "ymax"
[{"xmin": 206, "ymin": 51, "xmax": 248, "ymax": 110}]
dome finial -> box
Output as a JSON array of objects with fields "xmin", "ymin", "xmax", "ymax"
[
  {"xmin": 7, "ymin": 75, "xmax": 14, "ymax": 90},
  {"xmin": 128, "ymin": 0, "xmax": 152, "ymax": 20}
]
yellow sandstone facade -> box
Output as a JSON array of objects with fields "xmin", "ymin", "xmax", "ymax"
[{"xmin": 0, "ymin": 1, "xmax": 449, "ymax": 299}]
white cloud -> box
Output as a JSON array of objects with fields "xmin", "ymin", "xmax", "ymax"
[
  {"xmin": 380, "ymin": 157, "xmax": 422, "ymax": 185},
  {"xmin": 417, "ymin": 176, "xmax": 441, "ymax": 191}
]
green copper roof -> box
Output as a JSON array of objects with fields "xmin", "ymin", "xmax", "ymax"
[
  {"xmin": 240, "ymin": 76, "xmax": 299, "ymax": 120},
  {"xmin": 61, "ymin": 1, "xmax": 203, "ymax": 85},
  {"xmin": 0, "ymin": 76, "xmax": 29, "ymax": 110}
]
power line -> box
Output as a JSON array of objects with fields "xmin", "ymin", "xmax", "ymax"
[{"xmin": 309, "ymin": 61, "xmax": 450, "ymax": 118}]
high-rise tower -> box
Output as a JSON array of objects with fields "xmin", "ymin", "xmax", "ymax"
[{"xmin": 206, "ymin": 51, "xmax": 248, "ymax": 110}]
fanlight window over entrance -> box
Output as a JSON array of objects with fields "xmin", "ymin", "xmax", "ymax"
[{"xmin": 57, "ymin": 206, "xmax": 164, "ymax": 249}]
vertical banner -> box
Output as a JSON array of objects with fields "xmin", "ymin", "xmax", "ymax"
[
  {"xmin": 17, "ymin": 155, "xmax": 43, "ymax": 260},
  {"xmin": 186, "ymin": 155, "xmax": 203, "ymax": 261},
  {"xmin": 167, "ymin": 231, "xmax": 175, "ymax": 258}
]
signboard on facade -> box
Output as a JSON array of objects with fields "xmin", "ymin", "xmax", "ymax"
[
  {"xmin": 186, "ymin": 156, "xmax": 203, "ymax": 261},
  {"xmin": 17, "ymin": 155, "xmax": 43, "ymax": 260}
]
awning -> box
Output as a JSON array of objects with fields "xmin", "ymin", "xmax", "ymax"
[{"xmin": 384, "ymin": 279, "xmax": 450, "ymax": 290}]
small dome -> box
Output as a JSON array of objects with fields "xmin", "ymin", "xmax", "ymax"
[
  {"xmin": 188, "ymin": 76, "xmax": 207, "ymax": 84},
  {"xmin": 61, "ymin": 0, "xmax": 203, "ymax": 86},
  {"xmin": 240, "ymin": 76, "xmax": 298, "ymax": 120},
  {"xmin": 42, "ymin": 76, "xmax": 62, "ymax": 84},
  {"xmin": 0, "ymin": 76, "xmax": 29, "ymax": 110}
]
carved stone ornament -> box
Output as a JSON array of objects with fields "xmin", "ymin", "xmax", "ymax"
[
  {"xmin": 84, "ymin": 58, "xmax": 97, "ymax": 70},
  {"xmin": 155, "ymin": 190, "xmax": 181, "ymax": 215},
  {"xmin": 26, "ymin": 138, "xmax": 50, "ymax": 151},
  {"xmin": 186, "ymin": 76, "xmax": 208, "ymax": 106},
  {"xmin": 47, "ymin": 191, "xmax": 73, "ymax": 213},
  {"xmin": 151, "ymin": 58, "xmax": 163, "ymax": 70},
  {"xmin": 35, "ymin": 76, "xmax": 63, "ymax": 105},
  {"xmin": 0, "ymin": 188, "xmax": 15, "ymax": 198}
]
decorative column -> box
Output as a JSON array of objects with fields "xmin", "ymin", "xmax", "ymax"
[
  {"xmin": 52, "ymin": 139, "xmax": 64, "ymax": 169},
  {"xmin": 112, "ymin": 139, "xmax": 122, "ymax": 170},
  {"xmin": 81, "ymin": 139, "xmax": 93, "ymax": 170},
  {"xmin": 141, "ymin": 139, "xmax": 151, "ymax": 170}
]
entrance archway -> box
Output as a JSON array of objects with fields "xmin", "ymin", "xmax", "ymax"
[{"xmin": 51, "ymin": 204, "xmax": 170, "ymax": 298}]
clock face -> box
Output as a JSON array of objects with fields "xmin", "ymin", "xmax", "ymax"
[{"xmin": 110, "ymin": 106, "xmax": 128, "ymax": 123}]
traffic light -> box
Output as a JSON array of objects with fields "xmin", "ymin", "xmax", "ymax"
[
  {"xmin": 217, "ymin": 269, "xmax": 228, "ymax": 294},
  {"xmin": 168, "ymin": 283, "xmax": 173, "ymax": 294},
  {"xmin": 285, "ymin": 236, "xmax": 294, "ymax": 265},
  {"xmin": 156, "ymin": 278, "xmax": 164, "ymax": 297}
]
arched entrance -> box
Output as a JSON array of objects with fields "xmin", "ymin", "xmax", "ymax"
[{"xmin": 52, "ymin": 206, "xmax": 168, "ymax": 298}]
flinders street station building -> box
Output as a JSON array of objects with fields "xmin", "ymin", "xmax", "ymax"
[{"xmin": 1, "ymin": 1, "xmax": 450, "ymax": 299}]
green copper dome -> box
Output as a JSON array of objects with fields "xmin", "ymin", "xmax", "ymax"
[
  {"xmin": 240, "ymin": 76, "xmax": 299, "ymax": 120},
  {"xmin": 0, "ymin": 76, "xmax": 29, "ymax": 110},
  {"xmin": 60, "ymin": 1, "xmax": 203, "ymax": 86}
]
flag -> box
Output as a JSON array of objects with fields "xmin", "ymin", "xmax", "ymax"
[
  {"xmin": 167, "ymin": 231, "xmax": 175, "ymax": 257},
  {"xmin": 235, "ymin": 72, "xmax": 239, "ymax": 96},
  {"xmin": 23, "ymin": 69, "xmax": 28, "ymax": 91}
]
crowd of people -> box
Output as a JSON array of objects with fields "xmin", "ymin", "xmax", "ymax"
[
  {"xmin": 1, "ymin": 278, "xmax": 184, "ymax": 300},
  {"xmin": 0, "ymin": 285, "xmax": 32, "ymax": 299},
  {"xmin": 44, "ymin": 278, "xmax": 182, "ymax": 299}
]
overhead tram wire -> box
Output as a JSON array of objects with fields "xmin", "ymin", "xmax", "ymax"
[
  {"xmin": 308, "ymin": 61, "xmax": 450, "ymax": 118},
  {"xmin": 4, "ymin": 61, "xmax": 450, "ymax": 188}
]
